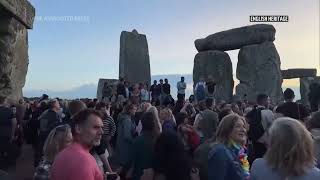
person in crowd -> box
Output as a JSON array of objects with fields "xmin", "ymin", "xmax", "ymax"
[
  {"xmin": 102, "ymin": 82, "xmax": 113, "ymax": 103},
  {"xmin": 140, "ymin": 83, "xmax": 150, "ymax": 102},
  {"xmin": 140, "ymin": 132, "xmax": 200, "ymax": 180},
  {"xmin": 194, "ymin": 77, "xmax": 206, "ymax": 102},
  {"xmin": 131, "ymin": 84, "xmax": 141, "ymax": 105},
  {"xmin": 208, "ymin": 114, "xmax": 249, "ymax": 180},
  {"xmin": 306, "ymin": 111, "xmax": 320, "ymax": 168},
  {"xmin": 193, "ymin": 99, "xmax": 219, "ymax": 143},
  {"xmin": 176, "ymin": 112, "xmax": 200, "ymax": 153},
  {"xmin": 218, "ymin": 108, "xmax": 234, "ymax": 122},
  {"xmin": 0, "ymin": 96, "xmax": 17, "ymax": 170},
  {"xmin": 33, "ymin": 124, "xmax": 72, "ymax": 180},
  {"xmin": 135, "ymin": 102, "xmax": 152, "ymax": 135},
  {"xmin": 158, "ymin": 79, "xmax": 165, "ymax": 105},
  {"xmin": 163, "ymin": 78, "xmax": 171, "ymax": 101},
  {"xmin": 276, "ymin": 88, "xmax": 310, "ymax": 122},
  {"xmin": 68, "ymin": 100, "xmax": 87, "ymax": 120},
  {"xmin": 50, "ymin": 109, "xmax": 104, "ymax": 180},
  {"xmin": 150, "ymin": 80, "xmax": 161, "ymax": 106},
  {"xmin": 180, "ymin": 102, "xmax": 197, "ymax": 125},
  {"xmin": 246, "ymin": 94, "xmax": 274, "ymax": 164},
  {"xmin": 206, "ymin": 75, "xmax": 216, "ymax": 100},
  {"xmin": 251, "ymin": 117, "xmax": 320, "ymax": 180},
  {"xmin": 177, "ymin": 76, "xmax": 187, "ymax": 101},
  {"xmin": 159, "ymin": 108, "xmax": 176, "ymax": 132},
  {"xmin": 146, "ymin": 106, "xmax": 162, "ymax": 137},
  {"xmin": 129, "ymin": 112, "xmax": 157, "ymax": 180},
  {"xmin": 113, "ymin": 103, "xmax": 137, "ymax": 175},
  {"xmin": 117, "ymin": 78, "xmax": 127, "ymax": 99},
  {"xmin": 94, "ymin": 102, "xmax": 115, "ymax": 172}
]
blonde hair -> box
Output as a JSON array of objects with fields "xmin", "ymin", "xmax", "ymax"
[
  {"xmin": 43, "ymin": 125, "xmax": 72, "ymax": 162},
  {"xmin": 147, "ymin": 106, "xmax": 162, "ymax": 136},
  {"xmin": 265, "ymin": 117, "xmax": 315, "ymax": 177},
  {"xmin": 216, "ymin": 114, "xmax": 245, "ymax": 145},
  {"xmin": 159, "ymin": 108, "xmax": 176, "ymax": 124}
]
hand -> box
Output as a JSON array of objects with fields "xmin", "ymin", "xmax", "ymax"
[{"xmin": 190, "ymin": 168, "xmax": 200, "ymax": 180}]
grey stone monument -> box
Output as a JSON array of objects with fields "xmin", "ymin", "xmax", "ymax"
[
  {"xmin": 236, "ymin": 42, "xmax": 283, "ymax": 104},
  {"xmin": 195, "ymin": 24, "xmax": 275, "ymax": 52},
  {"xmin": 193, "ymin": 50, "xmax": 234, "ymax": 102},
  {"xmin": 119, "ymin": 29, "xmax": 151, "ymax": 86},
  {"xmin": 0, "ymin": 0, "xmax": 35, "ymax": 103},
  {"xmin": 300, "ymin": 76, "xmax": 320, "ymax": 106}
]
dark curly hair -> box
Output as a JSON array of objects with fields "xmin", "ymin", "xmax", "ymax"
[{"xmin": 153, "ymin": 132, "xmax": 192, "ymax": 180}]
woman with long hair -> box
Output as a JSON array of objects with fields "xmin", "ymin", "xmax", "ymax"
[
  {"xmin": 208, "ymin": 114, "xmax": 249, "ymax": 180},
  {"xmin": 146, "ymin": 106, "xmax": 162, "ymax": 137},
  {"xmin": 33, "ymin": 124, "xmax": 72, "ymax": 180},
  {"xmin": 251, "ymin": 117, "xmax": 320, "ymax": 180}
]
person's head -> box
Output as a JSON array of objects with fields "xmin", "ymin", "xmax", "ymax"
[
  {"xmin": 147, "ymin": 106, "xmax": 162, "ymax": 135},
  {"xmin": 257, "ymin": 94, "xmax": 270, "ymax": 108},
  {"xmin": 283, "ymin": 88, "xmax": 295, "ymax": 102},
  {"xmin": 95, "ymin": 102, "xmax": 107, "ymax": 111},
  {"xmin": 68, "ymin": 100, "xmax": 87, "ymax": 117},
  {"xmin": 159, "ymin": 108, "xmax": 174, "ymax": 122},
  {"xmin": 175, "ymin": 112, "xmax": 188, "ymax": 127},
  {"xmin": 181, "ymin": 76, "xmax": 185, "ymax": 82},
  {"xmin": 188, "ymin": 95, "xmax": 195, "ymax": 104},
  {"xmin": 141, "ymin": 102, "xmax": 152, "ymax": 112},
  {"xmin": 306, "ymin": 111, "xmax": 320, "ymax": 130},
  {"xmin": 123, "ymin": 103, "xmax": 137, "ymax": 116},
  {"xmin": 153, "ymin": 132, "xmax": 192, "ymax": 180},
  {"xmin": 153, "ymin": 80, "xmax": 157, "ymax": 85},
  {"xmin": 205, "ymin": 98, "xmax": 214, "ymax": 109},
  {"xmin": 164, "ymin": 78, "xmax": 168, "ymax": 84},
  {"xmin": 141, "ymin": 112, "xmax": 155, "ymax": 133},
  {"xmin": 218, "ymin": 108, "xmax": 234, "ymax": 122},
  {"xmin": 71, "ymin": 109, "xmax": 103, "ymax": 149},
  {"xmin": 0, "ymin": 96, "xmax": 6, "ymax": 104},
  {"xmin": 265, "ymin": 117, "xmax": 315, "ymax": 177},
  {"xmin": 159, "ymin": 79, "xmax": 163, "ymax": 84},
  {"xmin": 49, "ymin": 99, "xmax": 60, "ymax": 112},
  {"xmin": 43, "ymin": 124, "xmax": 73, "ymax": 162},
  {"xmin": 119, "ymin": 77, "xmax": 124, "ymax": 82},
  {"xmin": 216, "ymin": 114, "xmax": 247, "ymax": 145}
]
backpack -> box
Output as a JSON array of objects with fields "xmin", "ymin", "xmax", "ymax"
[
  {"xmin": 246, "ymin": 106, "xmax": 265, "ymax": 142},
  {"xmin": 196, "ymin": 83, "xmax": 206, "ymax": 101}
]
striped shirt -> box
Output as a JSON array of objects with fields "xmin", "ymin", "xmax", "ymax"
[{"xmin": 102, "ymin": 115, "xmax": 116, "ymax": 137}]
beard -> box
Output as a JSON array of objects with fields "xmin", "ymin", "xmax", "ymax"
[{"xmin": 92, "ymin": 139, "xmax": 101, "ymax": 146}]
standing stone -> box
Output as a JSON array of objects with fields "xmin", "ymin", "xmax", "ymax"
[
  {"xmin": 119, "ymin": 29, "xmax": 151, "ymax": 86},
  {"xmin": 300, "ymin": 76, "xmax": 320, "ymax": 106},
  {"xmin": 96, "ymin": 79, "xmax": 118, "ymax": 101},
  {"xmin": 193, "ymin": 50, "xmax": 234, "ymax": 102},
  {"xmin": 195, "ymin": 24, "xmax": 275, "ymax": 52},
  {"xmin": 236, "ymin": 42, "xmax": 283, "ymax": 104},
  {"xmin": 0, "ymin": 1, "xmax": 35, "ymax": 104},
  {"xmin": 281, "ymin": 68, "xmax": 317, "ymax": 79}
]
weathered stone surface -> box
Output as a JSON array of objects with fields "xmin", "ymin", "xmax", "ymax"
[
  {"xmin": 193, "ymin": 50, "xmax": 234, "ymax": 102},
  {"xmin": 0, "ymin": 0, "xmax": 35, "ymax": 29},
  {"xmin": 236, "ymin": 42, "xmax": 283, "ymax": 104},
  {"xmin": 300, "ymin": 76, "xmax": 320, "ymax": 106},
  {"xmin": 0, "ymin": 8, "xmax": 32, "ymax": 103},
  {"xmin": 119, "ymin": 29, "xmax": 151, "ymax": 86},
  {"xmin": 282, "ymin": 68, "xmax": 317, "ymax": 79},
  {"xmin": 96, "ymin": 79, "xmax": 118, "ymax": 101},
  {"xmin": 195, "ymin": 24, "xmax": 275, "ymax": 52}
]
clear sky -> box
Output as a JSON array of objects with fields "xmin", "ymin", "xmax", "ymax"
[{"xmin": 25, "ymin": 0, "xmax": 319, "ymax": 92}]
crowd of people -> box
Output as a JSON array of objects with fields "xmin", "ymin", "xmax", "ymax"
[{"xmin": 0, "ymin": 76, "xmax": 320, "ymax": 180}]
